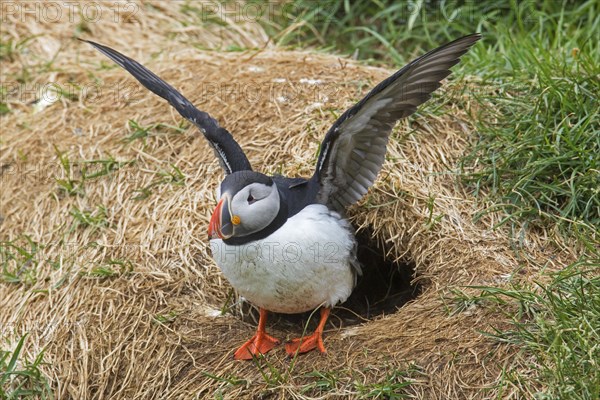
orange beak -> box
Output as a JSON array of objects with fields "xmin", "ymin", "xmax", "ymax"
[
  {"xmin": 208, "ymin": 196, "xmax": 234, "ymax": 239},
  {"xmin": 208, "ymin": 198, "xmax": 223, "ymax": 239}
]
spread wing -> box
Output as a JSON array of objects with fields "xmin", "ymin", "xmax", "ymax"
[
  {"xmin": 312, "ymin": 33, "xmax": 481, "ymax": 211},
  {"xmin": 81, "ymin": 39, "xmax": 252, "ymax": 174}
]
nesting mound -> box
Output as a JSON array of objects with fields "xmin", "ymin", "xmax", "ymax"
[{"xmin": 1, "ymin": 2, "xmax": 579, "ymax": 398}]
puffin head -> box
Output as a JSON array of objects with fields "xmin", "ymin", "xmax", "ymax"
[{"xmin": 208, "ymin": 171, "xmax": 284, "ymax": 242}]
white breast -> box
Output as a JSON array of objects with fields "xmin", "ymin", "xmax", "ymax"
[{"xmin": 210, "ymin": 204, "xmax": 358, "ymax": 314}]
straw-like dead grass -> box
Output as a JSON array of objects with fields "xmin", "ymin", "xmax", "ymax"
[{"xmin": 1, "ymin": 1, "xmax": 582, "ymax": 398}]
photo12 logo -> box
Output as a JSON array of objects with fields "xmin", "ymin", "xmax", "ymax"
[
  {"xmin": 210, "ymin": 240, "xmax": 342, "ymax": 264},
  {"xmin": 1, "ymin": 80, "xmax": 148, "ymax": 107},
  {"xmin": 1, "ymin": 2, "xmax": 139, "ymax": 24}
]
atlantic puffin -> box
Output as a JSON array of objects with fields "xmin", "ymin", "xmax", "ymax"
[{"xmin": 82, "ymin": 33, "xmax": 480, "ymax": 359}]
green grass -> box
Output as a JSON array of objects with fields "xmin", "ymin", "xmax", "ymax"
[
  {"xmin": 201, "ymin": 371, "xmax": 248, "ymax": 399},
  {"xmin": 460, "ymin": 3, "xmax": 599, "ymax": 239},
  {"xmin": 201, "ymin": 363, "xmax": 418, "ymax": 398},
  {"xmin": 0, "ymin": 236, "xmax": 41, "ymax": 286},
  {"xmin": 0, "ymin": 85, "xmax": 9, "ymax": 115},
  {"xmin": 264, "ymin": 0, "xmax": 600, "ymax": 242},
  {"xmin": 132, "ymin": 164, "xmax": 186, "ymax": 201},
  {"xmin": 355, "ymin": 367, "xmax": 416, "ymax": 399},
  {"xmin": 81, "ymin": 258, "xmax": 134, "ymax": 279},
  {"xmin": 261, "ymin": 0, "xmax": 496, "ymax": 65},
  {"xmin": 69, "ymin": 205, "xmax": 109, "ymax": 232},
  {"xmin": 54, "ymin": 146, "xmax": 133, "ymax": 197},
  {"xmin": 301, "ymin": 370, "xmax": 340, "ymax": 393},
  {"xmin": 0, "ymin": 334, "xmax": 53, "ymax": 400},
  {"xmin": 152, "ymin": 310, "xmax": 180, "ymax": 325},
  {"xmin": 124, "ymin": 119, "xmax": 186, "ymax": 144},
  {"xmin": 302, "ymin": 366, "xmax": 418, "ymax": 398},
  {"xmin": 449, "ymin": 260, "xmax": 600, "ymax": 399}
]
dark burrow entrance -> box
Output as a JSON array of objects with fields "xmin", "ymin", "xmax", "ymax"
[{"xmin": 236, "ymin": 226, "xmax": 422, "ymax": 334}]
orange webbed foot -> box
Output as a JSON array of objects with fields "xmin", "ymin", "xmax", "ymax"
[
  {"xmin": 285, "ymin": 331, "xmax": 326, "ymax": 356},
  {"xmin": 234, "ymin": 331, "xmax": 280, "ymax": 360},
  {"xmin": 285, "ymin": 307, "xmax": 330, "ymax": 357},
  {"xmin": 234, "ymin": 308, "xmax": 280, "ymax": 360}
]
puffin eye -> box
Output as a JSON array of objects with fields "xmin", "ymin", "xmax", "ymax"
[{"xmin": 247, "ymin": 194, "xmax": 255, "ymax": 204}]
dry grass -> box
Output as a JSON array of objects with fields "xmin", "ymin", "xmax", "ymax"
[{"xmin": 0, "ymin": 1, "xmax": 583, "ymax": 398}]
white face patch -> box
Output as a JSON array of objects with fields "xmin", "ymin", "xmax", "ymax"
[{"xmin": 229, "ymin": 183, "xmax": 280, "ymax": 237}]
